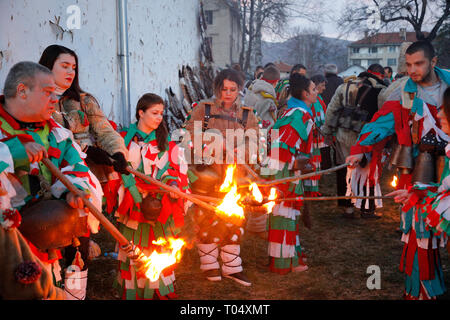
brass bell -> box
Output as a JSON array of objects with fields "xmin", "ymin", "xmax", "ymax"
[
  {"xmin": 19, "ymin": 200, "xmax": 88, "ymax": 251},
  {"xmin": 293, "ymin": 154, "xmax": 314, "ymax": 173},
  {"xmin": 412, "ymin": 151, "xmax": 435, "ymax": 184},
  {"xmin": 389, "ymin": 143, "xmax": 413, "ymax": 170},
  {"xmin": 189, "ymin": 164, "xmax": 221, "ymax": 195},
  {"xmin": 140, "ymin": 196, "xmax": 162, "ymax": 222}
]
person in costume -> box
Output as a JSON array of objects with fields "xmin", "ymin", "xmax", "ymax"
[
  {"xmin": 347, "ymin": 41, "xmax": 450, "ymax": 299},
  {"xmin": 38, "ymin": 45, "xmax": 129, "ymax": 299},
  {"xmin": 264, "ymin": 73, "xmax": 317, "ymax": 274},
  {"xmin": 107, "ymin": 93, "xmax": 189, "ymax": 300},
  {"xmin": 0, "ymin": 140, "xmax": 65, "ymax": 300},
  {"xmin": 0, "ymin": 61, "xmax": 95, "ymax": 299},
  {"xmin": 184, "ymin": 68, "xmax": 260, "ymax": 286},
  {"xmin": 387, "ymin": 87, "xmax": 450, "ymax": 298},
  {"xmin": 307, "ymin": 74, "xmax": 330, "ymax": 193}
]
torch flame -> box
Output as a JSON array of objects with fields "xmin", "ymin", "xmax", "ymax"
[
  {"xmin": 140, "ymin": 237, "xmax": 186, "ymax": 282},
  {"xmin": 391, "ymin": 175, "xmax": 398, "ymax": 188},
  {"xmin": 220, "ymin": 164, "xmax": 236, "ymax": 192},
  {"xmin": 216, "ymin": 165, "xmax": 245, "ymax": 223},
  {"xmin": 249, "ymin": 183, "xmax": 264, "ymax": 203},
  {"xmin": 263, "ymin": 187, "xmax": 277, "ymax": 213},
  {"xmin": 217, "ymin": 184, "xmax": 245, "ymax": 219}
]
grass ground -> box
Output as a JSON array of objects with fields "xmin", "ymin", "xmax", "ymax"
[{"xmin": 86, "ymin": 169, "xmax": 450, "ymax": 300}]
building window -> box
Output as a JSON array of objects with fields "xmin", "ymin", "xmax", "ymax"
[
  {"xmin": 368, "ymin": 59, "xmax": 381, "ymax": 65},
  {"xmin": 387, "ymin": 58, "xmax": 397, "ymax": 66},
  {"xmin": 369, "ymin": 47, "xmax": 378, "ymax": 53},
  {"xmin": 352, "ymin": 47, "xmax": 360, "ymax": 54},
  {"xmin": 205, "ymin": 10, "xmax": 213, "ymax": 25},
  {"xmin": 352, "ymin": 59, "xmax": 361, "ymax": 66},
  {"xmin": 389, "ymin": 46, "xmax": 397, "ymax": 52}
]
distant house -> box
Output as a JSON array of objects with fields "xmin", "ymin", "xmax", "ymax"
[
  {"xmin": 348, "ymin": 29, "xmax": 427, "ymax": 74},
  {"xmin": 274, "ymin": 61, "xmax": 292, "ymax": 79},
  {"xmin": 203, "ymin": 0, "xmax": 242, "ymax": 69},
  {"xmin": 338, "ymin": 65, "xmax": 365, "ymax": 79}
]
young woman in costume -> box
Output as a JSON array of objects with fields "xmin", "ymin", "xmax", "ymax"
[
  {"xmin": 110, "ymin": 93, "xmax": 189, "ymax": 299},
  {"xmin": 265, "ymin": 73, "xmax": 317, "ymax": 274},
  {"xmin": 38, "ymin": 45, "xmax": 128, "ymax": 299}
]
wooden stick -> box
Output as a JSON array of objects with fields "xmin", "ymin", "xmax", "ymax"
[
  {"xmin": 239, "ymin": 163, "xmax": 349, "ymax": 188},
  {"xmin": 276, "ymin": 196, "xmax": 394, "ymax": 202},
  {"xmin": 127, "ymin": 166, "xmax": 222, "ymax": 214},
  {"xmin": 42, "ymin": 158, "xmax": 131, "ymax": 247}
]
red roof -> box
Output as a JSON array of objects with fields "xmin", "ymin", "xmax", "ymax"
[
  {"xmin": 274, "ymin": 61, "xmax": 292, "ymax": 73},
  {"xmin": 351, "ymin": 31, "xmax": 428, "ymax": 46}
]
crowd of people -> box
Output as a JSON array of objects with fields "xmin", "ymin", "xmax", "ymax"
[{"xmin": 0, "ymin": 39, "xmax": 449, "ymax": 301}]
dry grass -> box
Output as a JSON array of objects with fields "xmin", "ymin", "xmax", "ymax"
[{"xmin": 86, "ymin": 169, "xmax": 450, "ymax": 300}]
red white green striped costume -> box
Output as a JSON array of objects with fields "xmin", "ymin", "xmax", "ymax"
[
  {"xmin": 349, "ymin": 68, "xmax": 450, "ymax": 299},
  {"xmin": 0, "ymin": 98, "xmax": 98, "ymax": 284},
  {"xmin": 306, "ymin": 94, "xmax": 328, "ymax": 194},
  {"xmin": 266, "ymin": 97, "xmax": 314, "ymax": 274},
  {"xmin": 108, "ymin": 123, "xmax": 189, "ymax": 300}
]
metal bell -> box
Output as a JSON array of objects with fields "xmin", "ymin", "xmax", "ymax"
[
  {"xmin": 189, "ymin": 164, "xmax": 221, "ymax": 195},
  {"xmin": 436, "ymin": 155, "xmax": 446, "ymax": 183},
  {"xmin": 141, "ymin": 196, "xmax": 162, "ymax": 222},
  {"xmin": 19, "ymin": 200, "xmax": 88, "ymax": 251},
  {"xmin": 412, "ymin": 151, "xmax": 435, "ymax": 184},
  {"xmin": 293, "ymin": 154, "xmax": 314, "ymax": 173},
  {"xmin": 389, "ymin": 143, "xmax": 413, "ymax": 170}
]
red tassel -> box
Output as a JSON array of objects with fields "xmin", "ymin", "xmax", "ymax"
[
  {"xmin": 404, "ymin": 230, "xmax": 418, "ymax": 276},
  {"xmin": 417, "ymin": 247, "xmax": 430, "ymax": 280}
]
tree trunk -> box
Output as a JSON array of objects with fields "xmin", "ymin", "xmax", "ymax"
[
  {"xmin": 243, "ymin": 0, "xmax": 255, "ymax": 73},
  {"xmin": 253, "ymin": 0, "xmax": 263, "ymax": 68},
  {"xmin": 239, "ymin": 1, "xmax": 247, "ymax": 68}
]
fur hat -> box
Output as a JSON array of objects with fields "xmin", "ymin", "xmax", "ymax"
[{"xmin": 324, "ymin": 63, "xmax": 338, "ymax": 75}]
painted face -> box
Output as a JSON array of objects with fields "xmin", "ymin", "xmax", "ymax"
[
  {"xmin": 138, "ymin": 103, "xmax": 164, "ymax": 132},
  {"xmin": 24, "ymin": 73, "xmax": 58, "ymax": 122},
  {"xmin": 405, "ymin": 51, "xmax": 435, "ymax": 84},
  {"xmin": 219, "ymin": 79, "xmax": 239, "ymax": 107},
  {"xmin": 304, "ymin": 81, "xmax": 318, "ymax": 105},
  {"xmin": 437, "ymin": 109, "xmax": 450, "ymax": 136},
  {"xmin": 52, "ymin": 53, "xmax": 76, "ymax": 90}
]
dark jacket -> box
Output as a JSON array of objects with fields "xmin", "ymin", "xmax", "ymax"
[{"xmin": 322, "ymin": 73, "xmax": 344, "ymax": 105}]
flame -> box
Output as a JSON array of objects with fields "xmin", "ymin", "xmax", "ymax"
[
  {"xmin": 140, "ymin": 237, "xmax": 186, "ymax": 282},
  {"xmin": 263, "ymin": 187, "xmax": 277, "ymax": 213},
  {"xmin": 217, "ymin": 184, "xmax": 245, "ymax": 220},
  {"xmin": 391, "ymin": 175, "xmax": 398, "ymax": 188},
  {"xmin": 220, "ymin": 164, "xmax": 236, "ymax": 192},
  {"xmin": 249, "ymin": 183, "xmax": 264, "ymax": 203},
  {"xmin": 216, "ymin": 165, "xmax": 245, "ymax": 223}
]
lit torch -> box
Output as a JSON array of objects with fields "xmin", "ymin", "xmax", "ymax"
[
  {"xmin": 263, "ymin": 187, "xmax": 278, "ymax": 214},
  {"xmin": 138, "ymin": 237, "xmax": 186, "ymax": 282},
  {"xmin": 391, "ymin": 175, "xmax": 398, "ymax": 188},
  {"xmin": 216, "ymin": 165, "xmax": 246, "ymax": 226}
]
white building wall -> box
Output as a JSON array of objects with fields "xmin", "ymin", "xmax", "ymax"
[{"xmin": 0, "ymin": 0, "xmax": 200, "ymax": 125}]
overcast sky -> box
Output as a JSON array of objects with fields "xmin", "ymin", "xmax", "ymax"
[{"xmin": 263, "ymin": 0, "xmax": 434, "ymax": 43}]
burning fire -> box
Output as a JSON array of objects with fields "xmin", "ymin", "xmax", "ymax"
[
  {"xmin": 220, "ymin": 164, "xmax": 236, "ymax": 192},
  {"xmin": 139, "ymin": 237, "xmax": 186, "ymax": 282},
  {"xmin": 249, "ymin": 183, "xmax": 264, "ymax": 203},
  {"xmin": 217, "ymin": 165, "xmax": 246, "ymax": 224},
  {"xmin": 263, "ymin": 187, "xmax": 277, "ymax": 213},
  {"xmin": 391, "ymin": 175, "xmax": 398, "ymax": 188}
]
